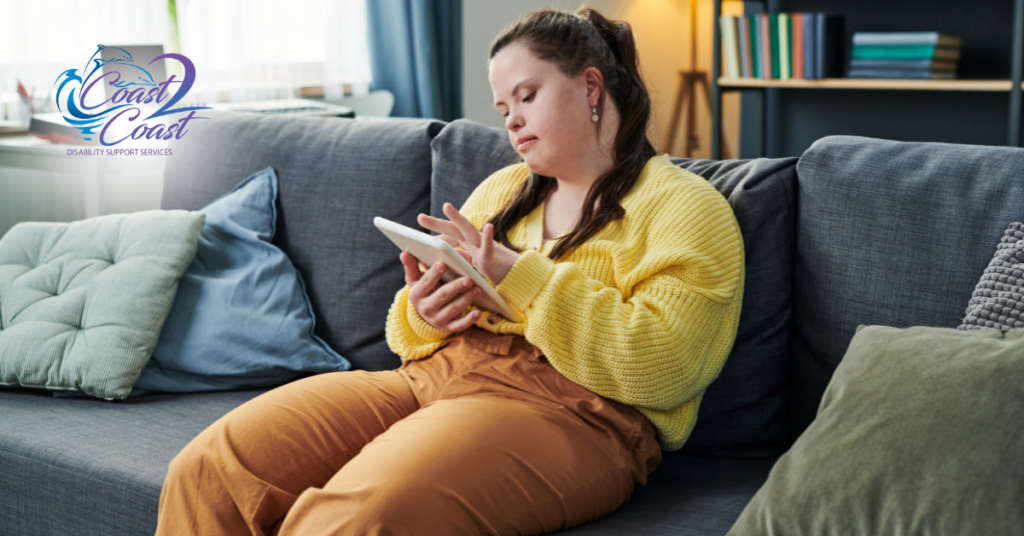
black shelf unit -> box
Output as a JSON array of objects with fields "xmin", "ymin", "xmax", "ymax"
[{"xmin": 711, "ymin": 0, "xmax": 1024, "ymax": 160}]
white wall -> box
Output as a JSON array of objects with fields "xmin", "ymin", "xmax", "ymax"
[{"xmin": 462, "ymin": 0, "xmax": 615, "ymax": 129}]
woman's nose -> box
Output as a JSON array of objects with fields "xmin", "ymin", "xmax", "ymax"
[{"xmin": 505, "ymin": 111, "xmax": 522, "ymax": 130}]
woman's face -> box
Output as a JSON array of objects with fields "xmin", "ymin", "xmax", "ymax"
[{"xmin": 489, "ymin": 41, "xmax": 605, "ymax": 180}]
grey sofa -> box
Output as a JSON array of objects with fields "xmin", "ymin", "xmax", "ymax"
[{"xmin": 2, "ymin": 110, "xmax": 1019, "ymax": 535}]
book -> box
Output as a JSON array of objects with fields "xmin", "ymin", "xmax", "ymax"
[
  {"xmin": 851, "ymin": 45, "xmax": 961, "ymax": 61},
  {"xmin": 749, "ymin": 15, "xmax": 761, "ymax": 78},
  {"xmin": 803, "ymin": 13, "xmax": 816, "ymax": 79},
  {"xmin": 850, "ymin": 59, "xmax": 958, "ymax": 71},
  {"xmin": 769, "ymin": 13, "xmax": 780, "ymax": 79},
  {"xmin": 815, "ymin": 13, "xmax": 845, "ymax": 79},
  {"xmin": 720, "ymin": 15, "xmax": 740, "ymax": 78},
  {"xmin": 852, "ymin": 32, "xmax": 962, "ymax": 47},
  {"xmin": 738, "ymin": 15, "xmax": 752, "ymax": 78},
  {"xmin": 847, "ymin": 68, "xmax": 957, "ymax": 79},
  {"xmin": 760, "ymin": 14, "xmax": 772, "ymax": 79},
  {"xmin": 779, "ymin": 13, "xmax": 791, "ymax": 80},
  {"xmin": 792, "ymin": 13, "xmax": 804, "ymax": 80}
]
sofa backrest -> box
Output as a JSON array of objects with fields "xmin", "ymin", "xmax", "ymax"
[
  {"xmin": 430, "ymin": 119, "xmax": 798, "ymax": 459},
  {"xmin": 792, "ymin": 135, "xmax": 1024, "ymax": 437},
  {"xmin": 162, "ymin": 111, "xmax": 445, "ymax": 371}
]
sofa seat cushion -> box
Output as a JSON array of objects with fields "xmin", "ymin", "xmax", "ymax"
[
  {"xmin": 0, "ymin": 384, "xmax": 775, "ymax": 536},
  {"xmin": 0, "ymin": 386, "xmax": 270, "ymax": 536}
]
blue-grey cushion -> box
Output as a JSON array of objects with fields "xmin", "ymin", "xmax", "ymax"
[
  {"xmin": 792, "ymin": 135, "xmax": 1024, "ymax": 438},
  {"xmin": 0, "ymin": 210, "xmax": 204, "ymax": 400},
  {"xmin": 0, "ymin": 383, "xmax": 775, "ymax": 536},
  {"xmin": 430, "ymin": 119, "xmax": 796, "ymax": 459},
  {"xmin": 134, "ymin": 167, "xmax": 350, "ymax": 393},
  {"xmin": 160, "ymin": 111, "xmax": 446, "ymax": 371}
]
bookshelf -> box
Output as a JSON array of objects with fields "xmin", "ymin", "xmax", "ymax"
[{"xmin": 711, "ymin": 0, "xmax": 1024, "ymax": 160}]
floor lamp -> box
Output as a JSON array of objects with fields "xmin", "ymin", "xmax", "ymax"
[{"xmin": 665, "ymin": 0, "xmax": 731, "ymax": 159}]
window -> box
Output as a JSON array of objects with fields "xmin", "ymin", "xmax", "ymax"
[{"xmin": 0, "ymin": 0, "xmax": 372, "ymax": 122}]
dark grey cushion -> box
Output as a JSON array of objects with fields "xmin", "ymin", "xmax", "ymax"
[
  {"xmin": 668, "ymin": 156, "xmax": 796, "ymax": 459},
  {"xmin": 161, "ymin": 112, "xmax": 446, "ymax": 371},
  {"xmin": 0, "ymin": 386, "xmax": 773, "ymax": 536},
  {"xmin": 0, "ymin": 387, "xmax": 270, "ymax": 536},
  {"xmin": 429, "ymin": 118, "xmax": 521, "ymax": 219},
  {"xmin": 431, "ymin": 119, "xmax": 796, "ymax": 459},
  {"xmin": 792, "ymin": 135, "xmax": 1024, "ymax": 437},
  {"xmin": 959, "ymin": 221, "xmax": 1024, "ymax": 330}
]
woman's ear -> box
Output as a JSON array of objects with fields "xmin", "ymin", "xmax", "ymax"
[{"xmin": 583, "ymin": 66, "xmax": 603, "ymax": 106}]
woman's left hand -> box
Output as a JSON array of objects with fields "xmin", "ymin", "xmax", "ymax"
[{"xmin": 417, "ymin": 202, "xmax": 522, "ymax": 286}]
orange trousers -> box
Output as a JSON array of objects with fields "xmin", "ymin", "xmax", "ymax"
[{"xmin": 155, "ymin": 325, "xmax": 662, "ymax": 535}]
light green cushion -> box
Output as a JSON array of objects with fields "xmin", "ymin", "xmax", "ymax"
[
  {"xmin": 729, "ymin": 324, "xmax": 1024, "ymax": 535},
  {"xmin": 0, "ymin": 210, "xmax": 205, "ymax": 400}
]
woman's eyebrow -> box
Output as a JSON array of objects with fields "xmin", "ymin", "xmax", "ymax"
[{"xmin": 494, "ymin": 77, "xmax": 540, "ymax": 109}]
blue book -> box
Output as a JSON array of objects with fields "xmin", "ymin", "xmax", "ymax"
[{"xmin": 803, "ymin": 12, "xmax": 815, "ymax": 79}]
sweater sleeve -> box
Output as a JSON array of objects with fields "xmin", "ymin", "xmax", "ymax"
[
  {"xmin": 494, "ymin": 186, "xmax": 745, "ymax": 412},
  {"xmin": 385, "ymin": 284, "xmax": 451, "ymax": 362}
]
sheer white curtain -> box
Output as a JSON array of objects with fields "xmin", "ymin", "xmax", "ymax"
[
  {"xmin": 0, "ymin": 0, "xmax": 372, "ymax": 122},
  {"xmin": 175, "ymin": 0, "xmax": 371, "ymax": 106}
]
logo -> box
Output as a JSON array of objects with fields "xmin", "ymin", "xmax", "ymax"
[{"xmin": 54, "ymin": 44, "xmax": 210, "ymax": 147}]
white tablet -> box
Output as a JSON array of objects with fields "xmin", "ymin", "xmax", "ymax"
[{"xmin": 374, "ymin": 216, "xmax": 525, "ymax": 323}]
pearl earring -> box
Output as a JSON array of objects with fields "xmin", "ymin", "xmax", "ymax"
[{"xmin": 591, "ymin": 106, "xmax": 599, "ymax": 122}]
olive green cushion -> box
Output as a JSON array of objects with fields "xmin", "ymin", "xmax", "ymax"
[
  {"xmin": 0, "ymin": 210, "xmax": 205, "ymax": 400},
  {"xmin": 729, "ymin": 324, "xmax": 1024, "ymax": 535}
]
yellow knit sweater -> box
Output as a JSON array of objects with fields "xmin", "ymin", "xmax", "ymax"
[{"xmin": 384, "ymin": 153, "xmax": 745, "ymax": 452}]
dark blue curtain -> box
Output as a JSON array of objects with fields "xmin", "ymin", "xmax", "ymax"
[{"xmin": 367, "ymin": 0, "xmax": 463, "ymax": 121}]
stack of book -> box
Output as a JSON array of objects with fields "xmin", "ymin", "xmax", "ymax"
[
  {"xmin": 719, "ymin": 13, "xmax": 844, "ymax": 80},
  {"xmin": 849, "ymin": 32, "xmax": 961, "ymax": 79}
]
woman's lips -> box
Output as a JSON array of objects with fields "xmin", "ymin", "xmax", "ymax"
[{"xmin": 517, "ymin": 137, "xmax": 538, "ymax": 151}]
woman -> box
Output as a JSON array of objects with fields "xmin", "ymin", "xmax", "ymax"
[{"xmin": 155, "ymin": 7, "xmax": 744, "ymax": 535}]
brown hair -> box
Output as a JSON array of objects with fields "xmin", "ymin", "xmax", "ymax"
[{"xmin": 486, "ymin": 6, "xmax": 657, "ymax": 261}]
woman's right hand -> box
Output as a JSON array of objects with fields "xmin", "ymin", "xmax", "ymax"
[{"xmin": 400, "ymin": 251, "xmax": 483, "ymax": 333}]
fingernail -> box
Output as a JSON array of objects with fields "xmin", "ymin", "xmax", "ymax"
[{"xmin": 463, "ymin": 279, "xmax": 471, "ymax": 287}]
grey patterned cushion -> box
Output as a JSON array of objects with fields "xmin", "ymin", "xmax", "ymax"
[{"xmin": 959, "ymin": 222, "xmax": 1024, "ymax": 330}]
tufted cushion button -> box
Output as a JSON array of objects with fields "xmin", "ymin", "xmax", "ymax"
[{"xmin": 487, "ymin": 312, "xmax": 502, "ymax": 324}]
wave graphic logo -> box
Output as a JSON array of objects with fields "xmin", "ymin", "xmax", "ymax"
[{"xmin": 53, "ymin": 45, "xmax": 211, "ymax": 146}]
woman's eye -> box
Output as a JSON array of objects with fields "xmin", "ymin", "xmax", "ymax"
[{"xmin": 524, "ymin": 93, "xmax": 534, "ymax": 102}]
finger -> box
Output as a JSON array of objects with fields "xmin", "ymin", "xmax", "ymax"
[
  {"xmin": 437, "ymin": 233, "xmax": 459, "ymax": 248},
  {"xmin": 443, "ymin": 203, "xmax": 483, "ymax": 248},
  {"xmin": 418, "ymin": 213, "xmax": 465, "ymax": 241},
  {"xmin": 400, "ymin": 252, "xmax": 423, "ymax": 285},
  {"xmin": 411, "ymin": 261, "xmax": 446, "ymax": 302},
  {"xmin": 446, "ymin": 307, "xmax": 482, "ymax": 332},
  {"xmin": 437, "ymin": 282, "xmax": 483, "ymax": 329},
  {"xmin": 455, "ymin": 248, "xmax": 474, "ymax": 264},
  {"xmin": 423, "ymin": 274, "xmax": 471, "ymax": 320},
  {"xmin": 482, "ymin": 223, "xmax": 494, "ymax": 266}
]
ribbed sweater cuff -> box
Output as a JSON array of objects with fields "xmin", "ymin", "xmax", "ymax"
[
  {"xmin": 407, "ymin": 294, "xmax": 449, "ymax": 341},
  {"xmin": 496, "ymin": 249, "xmax": 556, "ymax": 314}
]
